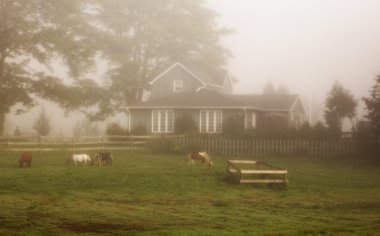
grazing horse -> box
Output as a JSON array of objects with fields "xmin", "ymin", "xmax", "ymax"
[
  {"xmin": 20, "ymin": 152, "xmax": 32, "ymax": 168},
  {"xmin": 71, "ymin": 154, "xmax": 92, "ymax": 166},
  {"xmin": 93, "ymin": 152, "xmax": 113, "ymax": 166},
  {"xmin": 188, "ymin": 151, "xmax": 213, "ymax": 167}
]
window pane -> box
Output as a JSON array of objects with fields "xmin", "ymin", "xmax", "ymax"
[
  {"xmin": 173, "ymin": 80, "xmax": 183, "ymax": 92},
  {"xmin": 152, "ymin": 110, "xmax": 175, "ymax": 133},
  {"xmin": 200, "ymin": 111, "xmax": 206, "ymax": 133},
  {"xmin": 208, "ymin": 111, "xmax": 214, "ymax": 132},
  {"xmin": 167, "ymin": 111, "xmax": 174, "ymax": 132},
  {"xmin": 159, "ymin": 111, "xmax": 166, "ymax": 132},
  {"xmin": 199, "ymin": 110, "xmax": 222, "ymax": 133},
  {"xmin": 251, "ymin": 112, "xmax": 256, "ymax": 129},
  {"xmin": 152, "ymin": 111, "xmax": 158, "ymax": 132},
  {"xmin": 215, "ymin": 111, "xmax": 222, "ymax": 132}
]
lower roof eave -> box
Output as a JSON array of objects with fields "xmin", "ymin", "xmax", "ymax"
[{"xmin": 121, "ymin": 106, "xmax": 291, "ymax": 112}]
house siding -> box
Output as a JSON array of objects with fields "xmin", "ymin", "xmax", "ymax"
[
  {"xmin": 129, "ymin": 110, "xmax": 152, "ymax": 133},
  {"xmin": 130, "ymin": 108, "xmax": 249, "ymax": 134},
  {"xmin": 258, "ymin": 111, "xmax": 290, "ymax": 131},
  {"xmin": 129, "ymin": 108, "xmax": 302, "ymax": 134},
  {"xmin": 150, "ymin": 66, "xmax": 203, "ymax": 99}
]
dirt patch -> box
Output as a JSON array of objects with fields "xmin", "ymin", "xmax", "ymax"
[{"xmin": 60, "ymin": 222, "xmax": 148, "ymax": 234}]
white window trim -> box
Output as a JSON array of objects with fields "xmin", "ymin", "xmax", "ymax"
[
  {"xmin": 199, "ymin": 110, "xmax": 222, "ymax": 133},
  {"xmin": 152, "ymin": 110, "xmax": 174, "ymax": 133},
  {"xmin": 245, "ymin": 111, "xmax": 256, "ymax": 129},
  {"xmin": 173, "ymin": 80, "xmax": 184, "ymax": 92}
]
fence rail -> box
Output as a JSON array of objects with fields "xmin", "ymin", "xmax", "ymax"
[
  {"xmin": 0, "ymin": 135, "xmax": 153, "ymax": 155},
  {"xmin": 0, "ymin": 135, "xmax": 366, "ymax": 157},
  {"xmin": 175, "ymin": 137, "xmax": 358, "ymax": 157}
]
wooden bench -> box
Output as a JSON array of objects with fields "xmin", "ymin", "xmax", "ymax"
[{"xmin": 227, "ymin": 160, "xmax": 288, "ymax": 184}]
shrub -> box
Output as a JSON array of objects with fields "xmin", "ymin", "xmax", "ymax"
[
  {"xmin": 148, "ymin": 136, "xmax": 178, "ymax": 154},
  {"xmin": 106, "ymin": 123, "xmax": 129, "ymax": 141},
  {"xmin": 131, "ymin": 125, "xmax": 147, "ymax": 135},
  {"xmin": 223, "ymin": 115, "xmax": 244, "ymax": 136},
  {"xmin": 312, "ymin": 122, "xmax": 330, "ymax": 139},
  {"xmin": 298, "ymin": 122, "xmax": 312, "ymax": 138},
  {"xmin": 106, "ymin": 122, "xmax": 129, "ymax": 136},
  {"xmin": 175, "ymin": 113, "xmax": 197, "ymax": 134}
]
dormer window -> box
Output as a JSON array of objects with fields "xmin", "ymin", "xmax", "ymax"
[{"xmin": 173, "ymin": 80, "xmax": 183, "ymax": 92}]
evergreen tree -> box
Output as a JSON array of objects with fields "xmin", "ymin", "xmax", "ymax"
[
  {"xmin": 324, "ymin": 81, "xmax": 357, "ymax": 134},
  {"xmin": 33, "ymin": 107, "xmax": 51, "ymax": 136},
  {"xmin": 363, "ymin": 75, "xmax": 380, "ymax": 139},
  {"xmin": 262, "ymin": 82, "xmax": 276, "ymax": 95},
  {"xmin": 14, "ymin": 126, "xmax": 21, "ymax": 136}
]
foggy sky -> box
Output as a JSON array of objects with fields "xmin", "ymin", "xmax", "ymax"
[
  {"xmin": 208, "ymin": 0, "xmax": 380, "ymax": 117},
  {"xmin": 6, "ymin": 0, "xmax": 380, "ymax": 135}
]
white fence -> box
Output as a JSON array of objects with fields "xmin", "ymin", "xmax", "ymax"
[
  {"xmin": 0, "ymin": 135, "xmax": 152, "ymax": 155},
  {"xmin": 175, "ymin": 137, "xmax": 358, "ymax": 157},
  {"xmin": 1, "ymin": 135, "xmax": 362, "ymax": 157}
]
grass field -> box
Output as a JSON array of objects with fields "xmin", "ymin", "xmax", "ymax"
[{"xmin": 0, "ymin": 150, "xmax": 380, "ymax": 236}]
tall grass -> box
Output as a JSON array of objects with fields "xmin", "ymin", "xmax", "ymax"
[{"xmin": 0, "ymin": 150, "xmax": 379, "ymax": 235}]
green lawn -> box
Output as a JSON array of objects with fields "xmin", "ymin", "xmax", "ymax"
[{"xmin": 0, "ymin": 150, "xmax": 380, "ymax": 235}]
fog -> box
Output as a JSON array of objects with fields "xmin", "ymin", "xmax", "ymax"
[
  {"xmin": 208, "ymin": 0, "xmax": 380, "ymax": 120},
  {"xmin": 5, "ymin": 0, "xmax": 380, "ymax": 136}
]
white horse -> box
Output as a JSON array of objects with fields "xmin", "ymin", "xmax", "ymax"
[{"xmin": 71, "ymin": 154, "xmax": 92, "ymax": 166}]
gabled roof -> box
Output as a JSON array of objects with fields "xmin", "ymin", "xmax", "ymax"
[
  {"xmin": 125, "ymin": 90, "xmax": 302, "ymax": 112},
  {"xmin": 230, "ymin": 94, "xmax": 300, "ymax": 110},
  {"xmin": 127, "ymin": 90, "xmax": 242, "ymax": 109},
  {"xmin": 149, "ymin": 62, "xmax": 226, "ymax": 88}
]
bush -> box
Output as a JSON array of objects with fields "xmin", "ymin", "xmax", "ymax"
[
  {"xmin": 311, "ymin": 122, "xmax": 330, "ymax": 139},
  {"xmin": 298, "ymin": 122, "xmax": 312, "ymax": 138},
  {"xmin": 106, "ymin": 123, "xmax": 129, "ymax": 137},
  {"xmin": 175, "ymin": 113, "xmax": 197, "ymax": 134},
  {"xmin": 148, "ymin": 136, "xmax": 178, "ymax": 154},
  {"xmin": 223, "ymin": 116, "xmax": 244, "ymax": 136},
  {"xmin": 131, "ymin": 125, "xmax": 147, "ymax": 135}
]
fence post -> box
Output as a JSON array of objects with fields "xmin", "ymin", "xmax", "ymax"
[
  {"xmin": 6, "ymin": 137, "xmax": 9, "ymax": 158},
  {"xmin": 102, "ymin": 136, "xmax": 105, "ymax": 152},
  {"xmin": 72, "ymin": 137, "xmax": 75, "ymax": 155},
  {"xmin": 39, "ymin": 136, "xmax": 42, "ymax": 157}
]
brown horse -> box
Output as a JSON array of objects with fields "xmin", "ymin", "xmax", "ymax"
[
  {"xmin": 93, "ymin": 152, "xmax": 113, "ymax": 166},
  {"xmin": 188, "ymin": 151, "xmax": 213, "ymax": 167},
  {"xmin": 20, "ymin": 152, "xmax": 32, "ymax": 168}
]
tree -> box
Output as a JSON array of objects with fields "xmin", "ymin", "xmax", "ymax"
[
  {"xmin": 277, "ymin": 84, "xmax": 290, "ymax": 95},
  {"xmin": 324, "ymin": 81, "xmax": 357, "ymax": 134},
  {"xmin": 86, "ymin": 0, "xmax": 232, "ymax": 118},
  {"xmin": 312, "ymin": 121, "xmax": 329, "ymax": 139},
  {"xmin": 0, "ymin": 0, "xmax": 98, "ymax": 135},
  {"xmin": 262, "ymin": 82, "xmax": 289, "ymax": 95},
  {"xmin": 262, "ymin": 82, "xmax": 276, "ymax": 95},
  {"xmin": 1, "ymin": 0, "xmax": 232, "ymax": 133},
  {"xmin": 33, "ymin": 107, "xmax": 51, "ymax": 136},
  {"xmin": 106, "ymin": 122, "xmax": 129, "ymax": 136},
  {"xmin": 363, "ymin": 75, "xmax": 380, "ymax": 139},
  {"xmin": 14, "ymin": 126, "xmax": 21, "ymax": 136}
]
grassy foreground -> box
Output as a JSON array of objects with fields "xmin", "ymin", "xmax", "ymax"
[{"xmin": 0, "ymin": 150, "xmax": 380, "ymax": 236}]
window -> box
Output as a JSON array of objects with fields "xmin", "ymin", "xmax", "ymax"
[
  {"xmin": 245, "ymin": 112, "xmax": 256, "ymax": 129},
  {"xmin": 152, "ymin": 110, "xmax": 174, "ymax": 133},
  {"xmin": 173, "ymin": 80, "xmax": 183, "ymax": 92},
  {"xmin": 200, "ymin": 110, "xmax": 222, "ymax": 133}
]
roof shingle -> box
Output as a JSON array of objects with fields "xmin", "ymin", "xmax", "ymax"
[{"xmin": 127, "ymin": 90, "xmax": 299, "ymax": 111}]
